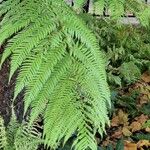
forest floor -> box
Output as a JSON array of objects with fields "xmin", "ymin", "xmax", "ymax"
[
  {"xmin": 0, "ymin": 47, "xmax": 12, "ymax": 125},
  {"xmin": 0, "ymin": 47, "xmax": 23, "ymax": 125},
  {"xmin": 97, "ymin": 72, "xmax": 150, "ymax": 150},
  {"xmin": 0, "ymin": 45, "xmax": 150, "ymax": 149}
]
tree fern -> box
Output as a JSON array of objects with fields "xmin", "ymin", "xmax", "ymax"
[{"xmin": 0, "ymin": 0, "xmax": 111, "ymax": 150}]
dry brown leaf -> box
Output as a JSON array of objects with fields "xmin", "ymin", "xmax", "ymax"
[
  {"xmin": 145, "ymin": 127, "xmax": 150, "ymax": 133},
  {"xmin": 135, "ymin": 114, "xmax": 148, "ymax": 124},
  {"xmin": 124, "ymin": 141, "xmax": 137, "ymax": 150},
  {"xmin": 137, "ymin": 140, "xmax": 150, "ymax": 148},
  {"xmin": 111, "ymin": 128, "xmax": 123, "ymax": 139},
  {"xmin": 111, "ymin": 109, "xmax": 129, "ymax": 127},
  {"xmin": 130, "ymin": 121, "xmax": 142, "ymax": 132},
  {"xmin": 122, "ymin": 127, "xmax": 132, "ymax": 136},
  {"xmin": 102, "ymin": 137, "xmax": 111, "ymax": 147},
  {"xmin": 118, "ymin": 109, "xmax": 129, "ymax": 126},
  {"xmin": 111, "ymin": 116, "xmax": 119, "ymax": 127},
  {"xmin": 141, "ymin": 72, "xmax": 150, "ymax": 83},
  {"xmin": 140, "ymin": 88, "xmax": 150, "ymax": 95},
  {"xmin": 139, "ymin": 94, "xmax": 149, "ymax": 105}
]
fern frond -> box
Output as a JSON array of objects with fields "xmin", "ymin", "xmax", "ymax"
[
  {"xmin": 125, "ymin": 0, "xmax": 150, "ymax": 26},
  {"xmin": 4, "ymin": 111, "xmax": 20, "ymax": 150},
  {"xmin": 73, "ymin": 121, "xmax": 97, "ymax": 150},
  {"xmin": 0, "ymin": 1, "xmax": 37, "ymax": 44},
  {"xmin": 0, "ymin": 1, "xmax": 57, "ymax": 73},
  {"xmin": 73, "ymin": 0, "xmax": 87, "ymax": 11},
  {"xmin": 0, "ymin": 0, "xmax": 20, "ymax": 18},
  {"xmin": 73, "ymin": 43, "xmax": 110, "ymax": 104},
  {"xmin": 108, "ymin": 0, "xmax": 125, "ymax": 19},
  {"xmin": 125, "ymin": 0, "xmax": 143, "ymax": 13},
  {"xmin": 0, "ymin": 0, "xmax": 111, "ymax": 149},
  {"xmin": 93, "ymin": 0, "xmax": 105, "ymax": 15},
  {"xmin": 0, "ymin": 109, "xmax": 42, "ymax": 150},
  {"xmin": 9, "ymin": 19, "xmax": 57, "ymax": 81},
  {"xmin": 92, "ymin": 0, "xmax": 150, "ymax": 25},
  {"xmin": 29, "ymin": 55, "xmax": 73, "ymax": 124},
  {"xmin": 13, "ymin": 51, "xmax": 44, "ymax": 100},
  {"xmin": 23, "ymin": 44, "xmax": 66, "ymax": 113},
  {"xmin": 14, "ymin": 121, "xmax": 42, "ymax": 150},
  {"xmin": 43, "ymin": 77, "xmax": 77, "ymax": 148},
  {"xmin": 13, "ymin": 31, "xmax": 62, "ymax": 100},
  {"xmin": 0, "ymin": 117, "xmax": 7, "ymax": 149},
  {"xmin": 137, "ymin": 7, "xmax": 150, "ymax": 27}
]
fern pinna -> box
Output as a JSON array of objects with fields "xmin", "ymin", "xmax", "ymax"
[{"xmin": 0, "ymin": 0, "xmax": 110, "ymax": 149}]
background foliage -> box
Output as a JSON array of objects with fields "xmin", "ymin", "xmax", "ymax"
[
  {"xmin": 0, "ymin": 0, "xmax": 150, "ymax": 150},
  {"xmin": 81, "ymin": 15, "xmax": 150, "ymax": 86}
]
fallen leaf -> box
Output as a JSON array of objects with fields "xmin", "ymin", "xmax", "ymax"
[
  {"xmin": 124, "ymin": 141, "xmax": 137, "ymax": 150},
  {"xmin": 140, "ymin": 88, "xmax": 150, "ymax": 95},
  {"xmin": 141, "ymin": 72, "xmax": 150, "ymax": 83},
  {"xmin": 145, "ymin": 127, "xmax": 150, "ymax": 133},
  {"xmin": 122, "ymin": 127, "xmax": 132, "ymax": 136},
  {"xmin": 102, "ymin": 137, "xmax": 111, "ymax": 147},
  {"xmin": 111, "ymin": 116, "xmax": 119, "ymax": 127},
  {"xmin": 130, "ymin": 121, "xmax": 142, "ymax": 132},
  {"xmin": 135, "ymin": 114, "xmax": 148, "ymax": 124},
  {"xmin": 111, "ymin": 109, "xmax": 129, "ymax": 127},
  {"xmin": 139, "ymin": 94, "xmax": 149, "ymax": 105},
  {"xmin": 111, "ymin": 128, "xmax": 123, "ymax": 139},
  {"xmin": 137, "ymin": 140, "xmax": 150, "ymax": 148},
  {"xmin": 118, "ymin": 109, "xmax": 129, "ymax": 126}
]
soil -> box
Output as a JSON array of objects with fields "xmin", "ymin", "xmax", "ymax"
[{"xmin": 0, "ymin": 47, "xmax": 24, "ymax": 125}]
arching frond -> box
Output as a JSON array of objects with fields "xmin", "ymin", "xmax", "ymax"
[{"xmin": 0, "ymin": 0, "xmax": 111, "ymax": 149}]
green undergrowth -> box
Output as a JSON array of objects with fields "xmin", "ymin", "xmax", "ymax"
[{"xmin": 81, "ymin": 14, "xmax": 150, "ymax": 86}]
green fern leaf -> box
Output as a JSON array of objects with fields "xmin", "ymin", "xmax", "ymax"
[
  {"xmin": 108, "ymin": 0, "xmax": 125, "ymax": 19},
  {"xmin": 93, "ymin": 0, "xmax": 105, "ymax": 15},
  {"xmin": 73, "ymin": 0, "xmax": 87, "ymax": 10},
  {"xmin": 0, "ymin": 1, "xmax": 111, "ymax": 149}
]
